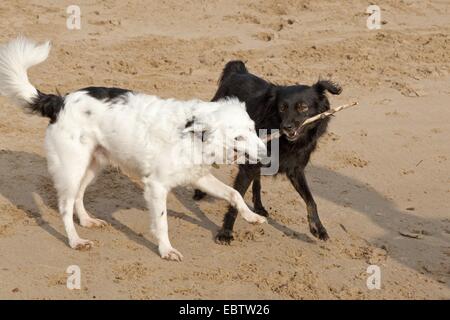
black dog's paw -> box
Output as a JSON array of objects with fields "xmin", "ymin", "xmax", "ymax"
[
  {"xmin": 193, "ymin": 189, "xmax": 207, "ymax": 201},
  {"xmin": 309, "ymin": 223, "xmax": 329, "ymax": 241},
  {"xmin": 215, "ymin": 229, "xmax": 234, "ymax": 245},
  {"xmin": 254, "ymin": 206, "xmax": 269, "ymax": 217}
]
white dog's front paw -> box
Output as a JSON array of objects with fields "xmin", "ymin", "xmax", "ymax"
[
  {"xmin": 159, "ymin": 246, "xmax": 183, "ymax": 262},
  {"xmin": 80, "ymin": 217, "xmax": 108, "ymax": 228},
  {"xmin": 69, "ymin": 238, "xmax": 94, "ymax": 251},
  {"xmin": 243, "ymin": 211, "xmax": 267, "ymax": 224}
]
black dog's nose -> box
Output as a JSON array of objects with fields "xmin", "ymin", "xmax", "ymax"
[{"xmin": 283, "ymin": 124, "xmax": 294, "ymax": 131}]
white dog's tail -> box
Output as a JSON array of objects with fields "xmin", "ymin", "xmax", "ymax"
[{"xmin": 0, "ymin": 36, "xmax": 63, "ymax": 123}]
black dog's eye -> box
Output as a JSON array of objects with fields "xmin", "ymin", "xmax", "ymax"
[
  {"xmin": 297, "ymin": 103, "xmax": 308, "ymax": 112},
  {"xmin": 279, "ymin": 104, "xmax": 288, "ymax": 113}
]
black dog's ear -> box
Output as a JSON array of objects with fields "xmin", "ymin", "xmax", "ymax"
[{"xmin": 313, "ymin": 80, "xmax": 342, "ymax": 95}]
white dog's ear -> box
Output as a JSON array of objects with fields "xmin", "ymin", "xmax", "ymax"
[{"xmin": 183, "ymin": 117, "xmax": 212, "ymax": 142}]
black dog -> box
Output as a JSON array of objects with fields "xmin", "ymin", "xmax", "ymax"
[{"xmin": 194, "ymin": 60, "xmax": 342, "ymax": 244}]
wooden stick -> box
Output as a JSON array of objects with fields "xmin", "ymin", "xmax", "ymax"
[
  {"xmin": 302, "ymin": 101, "xmax": 358, "ymax": 126},
  {"xmin": 263, "ymin": 102, "xmax": 359, "ymax": 142}
]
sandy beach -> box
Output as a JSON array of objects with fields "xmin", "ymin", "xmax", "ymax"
[{"xmin": 0, "ymin": 0, "xmax": 449, "ymax": 299}]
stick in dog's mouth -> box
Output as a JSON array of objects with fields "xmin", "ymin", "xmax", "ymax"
[{"xmin": 262, "ymin": 101, "xmax": 359, "ymax": 143}]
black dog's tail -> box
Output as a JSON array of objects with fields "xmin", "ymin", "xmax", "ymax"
[
  {"xmin": 0, "ymin": 37, "xmax": 64, "ymax": 123},
  {"xmin": 218, "ymin": 60, "xmax": 248, "ymax": 85}
]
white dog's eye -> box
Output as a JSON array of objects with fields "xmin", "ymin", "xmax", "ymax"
[{"xmin": 235, "ymin": 136, "xmax": 245, "ymax": 141}]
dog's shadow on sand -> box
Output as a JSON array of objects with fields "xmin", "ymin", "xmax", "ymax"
[
  {"xmin": 0, "ymin": 150, "xmax": 159, "ymax": 253},
  {"xmin": 0, "ymin": 150, "xmax": 305, "ymax": 249},
  {"xmin": 0, "ymin": 150, "xmax": 221, "ymax": 255},
  {"xmin": 0, "ymin": 150, "xmax": 68, "ymax": 244},
  {"xmin": 308, "ymin": 165, "xmax": 449, "ymax": 287},
  {"xmin": 0, "ymin": 151, "xmax": 448, "ymax": 287}
]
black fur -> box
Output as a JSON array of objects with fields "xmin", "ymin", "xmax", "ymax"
[
  {"xmin": 183, "ymin": 116, "xmax": 209, "ymax": 142},
  {"xmin": 27, "ymin": 86, "xmax": 132, "ymax": 124},
  {"xmin": 184, "ymin": 117, "xmax": 195, "ymax": 128},
  {"xmin": 29, "ymin": 90, "xmax": 65, "ymax": 124},
  {"xmin": 81, "ymin": 86, "xmax": 131, "ymax": 103},
  {"xmin": 194, "ymin": 60, "xmax": 342, "ymax": 244}
]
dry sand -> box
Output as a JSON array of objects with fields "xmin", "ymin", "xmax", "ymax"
[{"xmin": 0, "ymin": 0, "xmax": 449, "ymax": 299}]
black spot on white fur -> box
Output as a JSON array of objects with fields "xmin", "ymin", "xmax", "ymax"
[
  {"xmin": 27, "ymin": 87, "xmax": 131, "ymax": 124},
  {"xmin": 81, "ymin": 86, "xmax": 132, "ymax": 103},
  {"xmin": 29, "ymin": 90, "xmax": 65, "ymax": 124},
  {"xmin": 183, "ymin": 116, "xmax": 207, "ymax": 142},
  {"xmin": 184, "ymin": 117, "xmax": 195, "ymax": 128}
]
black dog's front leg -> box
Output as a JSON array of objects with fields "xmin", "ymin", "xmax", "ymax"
[
  {"xmin": 251, "ymin": 169, "xmax": 269, "ymax": 217},
  {"xmin": 288, "ymin": 169, "xmax": 329, "ymax": 241},
  {"xmin": 216, "ymin": 165, "xmax": 259, "ymax": 244}
]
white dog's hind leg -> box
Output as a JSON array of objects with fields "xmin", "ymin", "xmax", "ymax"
[
  {"xmin": 47, "ymin": 136, "xmax": 95, "ymax": 250},
  {"xmin": 75, "ymin": 158, "xmax": 108, "ymax": 228},
  {"xmin": 193, "ymin": 174, "xmax": 267, "ymax": 224},
  {"xmin": 143, "ymin": 181, "xmax": 183, "ymax": 261},
  {"xmin": 58, "ymin": 196, "xmax": 93, "ymax": 250}
]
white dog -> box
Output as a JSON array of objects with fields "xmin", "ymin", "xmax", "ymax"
[{"xmin": 0, "ymin": 37, "xmax": 267, "ymax": 261}]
